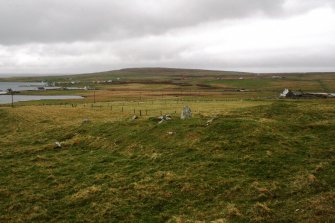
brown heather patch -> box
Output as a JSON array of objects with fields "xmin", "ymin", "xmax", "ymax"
[
  {"xmin": 132, "ymin": 182, "xmax": 161, "ymax": 193},
  {"xmin": 303, "ymin": 193, "xmax": 335, "ymax": 223},
  {"xmin": 225, "ymin": 203, "xmax": 243, "ymax": 218},
  {"xmin": 149, "ymin": 152, "xmax": 162, "ymax": 160},
  {"xmin": 154, "ymin": 171, "xmax": 180, "ymax": 182},
  {"xmin": 0, "ymin": 188, "xmax": 10, "ymax": 197},
  {"xmin": 24, "ymin": 206, "xmax": 48, "ymax": 222},
  {"xmin": 314, "ymin": 161, "xmax": 330, "ymax": 172},
  {"xmin": 210, "ymin": 219, "xmax": 227, "ymax": 223},
  {"xmin": 291, "ymin": 171, "xmax": 319, "ymax": 192},
  {"xmin": 168, "ymin": 216, "xmax": 186, "ymax": 223},
  {"xmin": 250, "ymin": 202, "xmax": 273, "ymax": 222},
  {"xmin": 181, "ymin": 183, "xmax": 196, "ymax": 193},
  {"xmin": 68, "ymin": 185, "xmax": 102, "ymax": 202},
  {"xmin": 186, "ymin": 132, "xmax": 201, "ymax": 142}
]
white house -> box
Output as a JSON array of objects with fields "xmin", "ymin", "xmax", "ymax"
[{"xmin": 280, "ymin": 89, "xmax": 289, "ymax": 97}]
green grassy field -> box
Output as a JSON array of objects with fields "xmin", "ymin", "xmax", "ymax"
[
  {"xmin": 0, "ymin": 98, "xmax": 334, "ymax": 222},
  {"xmin": 0, "ymin": 69, "xmax": 335, "ymax": 222}
]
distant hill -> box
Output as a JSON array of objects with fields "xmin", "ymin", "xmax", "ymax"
[
  {"xmin": 2, "ymin": 67, "xmax": 335, "ymax": 83},
  {"xmin": 0, "ymin": 67, "xmax": 253, "ymax": 82}
]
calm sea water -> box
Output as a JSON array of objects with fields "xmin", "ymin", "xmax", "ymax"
[
  {"xmin": 0, "ymin": 82, "xmax": 46, "ymax": 91},
  {"xmin": 0, "ymin": 95, "xmax": 84, "ymax": 104},
  {"xmin": 0, "ymin": 82, "xmax": 83, "ymax": 104}
]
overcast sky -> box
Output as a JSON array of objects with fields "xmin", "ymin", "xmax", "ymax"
[{"xmin": 0, "ymin": 0, "xmax": 335, "ymax": 76}]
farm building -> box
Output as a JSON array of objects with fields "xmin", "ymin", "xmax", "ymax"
[
  {"xmin": 280, "ymin": 89, "xmax": 335, "ymax": 98},
  {"xmin": 280, "ymin": 89, "xmax": 303, "ymax": 98}
]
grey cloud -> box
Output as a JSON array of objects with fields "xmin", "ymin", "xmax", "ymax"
[
  {"xmin": 0, "ymin": 0, "xmax": 288, "ymax": 45},
  {"xmin": 1, "ymin": 0, "xmax": 335, "ymax": 74},
  {"xmin": 1, "ymin": 38, "xmax": 335, "ymax": 74}
]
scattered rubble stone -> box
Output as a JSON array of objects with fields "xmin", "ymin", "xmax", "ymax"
[
  {"xmin": 55, "ymin": 142, "xmax": 62, "ymax": 148},
  {"xmin": 206, "ymin": 116, "xmax": 218, "ymax": 126},
  {"xmin": 82, "ymin": 118, "xmax": 91, "ymax": 124},
  {"xmin": 158, "ymin": 114, "xmax": 172, "ymax": 124}
]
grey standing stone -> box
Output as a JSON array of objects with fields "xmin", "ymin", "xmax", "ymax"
[{"xmin": 181, "ymin": 106, "xmax": 192, "ymax": 120}]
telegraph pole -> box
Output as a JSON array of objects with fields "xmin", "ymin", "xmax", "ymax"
[
  {"xmin": 11, "ymin": 92, "xmax": 13, "ymax": 107},
  {"xmin": 94, "ymin": 90, "xmax": 96, "ymax": 103},
  {"xmin": 7, "ymin": 88, "xmax": 14, "ymax": 107}
]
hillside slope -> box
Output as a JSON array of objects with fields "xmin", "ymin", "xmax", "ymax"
[
  {"xmin": 0, "ymin": 68, "xmax": 252, "ymax": 82},
  {"xmin": 0, "ymin": 101, "xmax": 334, "ymax": 222}
]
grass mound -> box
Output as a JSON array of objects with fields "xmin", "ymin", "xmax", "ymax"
[{"xmin": 0, "ymin": 101, "xmax": 334, "ymax": 222}]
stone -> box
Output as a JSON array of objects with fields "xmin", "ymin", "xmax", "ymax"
[
  {"xmin": 157, "ymin": 114, "xmax": 172, "ymax": 124},
  {"xmin": 158, "ymin": 114, "xmax": 172, "ymax": 121},
  {"xmin": 82, "ymin": 118, "xmax": 91, "ymax": 124},
  {"xmin": 206, "ymin": 118, "xmax": 214, "ymax": 126},
  {"xmin": 206, "ymin": 116, "xmax": 218, "ymax": 126},
  {"xmin": 55, "ymin": 142, "xmax": 62, "ymax": 148},
  {"xmin": 180, "ymin": 106, "xmax": 192, "ymax": 120}
]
